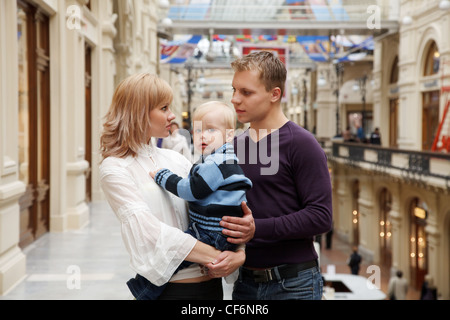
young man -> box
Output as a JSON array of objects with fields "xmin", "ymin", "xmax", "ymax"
[{"xmin": 227, "ymin": 50, "xmax": 333, "ymax": 300}]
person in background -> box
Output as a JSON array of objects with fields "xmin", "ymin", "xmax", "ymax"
[
  {"xmin": 370, "ymin": 127, "xmax": 381, "ymax": 145},
  {"xmin": 229, "ymin": 50, "xmax": 333, "ymax": 300},
  {"xmin": 356, "ymin": 124, "xmax": 366, "ymax": 143},
  {"xmin": 388, "ymin": 270, "xmax": 408, "ymax": 300},
  {"xmin": 348, "ymin": 246, "xmax": 362, "ymax": 275},
  {"xmin": 162, "ymin": 122, "xmax": 191, "ymax": 160}
]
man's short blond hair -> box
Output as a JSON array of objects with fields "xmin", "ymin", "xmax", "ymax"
[{"xmin": 231, "ymin": 50, "xmax": 287, "ymax": 99}]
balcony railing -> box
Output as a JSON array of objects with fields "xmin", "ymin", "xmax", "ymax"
[{"xmin": 329, "ymin": 142, "xmax": 450, "ymax": 190}]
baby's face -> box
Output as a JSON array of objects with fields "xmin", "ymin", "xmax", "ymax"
[{"xmin": 193, "ymin": 109, "xmax": 229, "ymax": 156}]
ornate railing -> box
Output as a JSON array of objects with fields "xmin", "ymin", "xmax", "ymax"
[{"xmin": 329, "ymin": 141, "xmax": 450, "ymax": 189}]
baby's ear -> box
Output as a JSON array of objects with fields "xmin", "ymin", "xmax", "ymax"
[{"xmin": 225, "ymin": 129, "xmax": 235, "ymax": 143}]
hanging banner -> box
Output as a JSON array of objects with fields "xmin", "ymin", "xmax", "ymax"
[
  {"xmin": 161, "ymin": 35, "xmax": 202, "ymax": 64},
  {"xmin": 296, "ymin": 35, "xmax": 336, "ymax": 62}
]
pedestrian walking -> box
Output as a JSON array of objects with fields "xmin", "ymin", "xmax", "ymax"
[
  {"xmin": 348, "ymin": 246, "xmax": 362, "ymax": 275},
  {"xmin": 388, "ymin": 270, "xmax": 408, "ymax": 300}
]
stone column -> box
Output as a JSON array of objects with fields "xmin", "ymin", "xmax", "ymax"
[
  {"xmin": 90, "ymin": 0, "xmax": 117, "ymax": 201},
  {"xmin": 0, "ymin": 0, "xmax": 27, "ymax": 295},
  {"xmin": 358, "ymin": 174, "xmax": 375, "ymax": 263},
  {"xmin": 315, "ymin": 63, "xmax": 336, "ymax": 140},
  {"xmin": 388, "ymin": 183, "xmax": 404, "ymax": 277}
]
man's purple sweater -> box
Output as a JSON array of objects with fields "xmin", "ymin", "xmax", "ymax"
[{"xmin": 234, "ymin": 121, "xmax": 333, "ymax": 268}]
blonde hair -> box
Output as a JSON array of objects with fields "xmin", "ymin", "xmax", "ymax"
[
  {"xmin": 193, "ymin": 101, "xmax": 236, "ymax": 130},
  {"xmin": 100, "ymin": 73, "xmax": 173, "ymax": 160},
  {"xmin": 231, "ymin": 50, "xmax": 287, "ymax": 99}
]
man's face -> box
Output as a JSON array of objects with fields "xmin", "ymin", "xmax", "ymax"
[{"xmin": 231, "ymin": 70, "xmax": 274, "ymax": 125}]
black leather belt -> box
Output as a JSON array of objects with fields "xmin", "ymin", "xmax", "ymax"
[{"xmin": 242, "ymin": 260, "xmax": 318, "ymax": 283}]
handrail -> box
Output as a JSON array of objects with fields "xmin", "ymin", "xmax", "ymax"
[{"xmin": 330, "ymin": 141, "xmax": 450, "ymax": 182}]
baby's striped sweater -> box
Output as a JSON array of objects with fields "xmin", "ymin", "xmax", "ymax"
[{"xmin": 154, "ymin": 143, "xmax": 252, "ymax": 232}]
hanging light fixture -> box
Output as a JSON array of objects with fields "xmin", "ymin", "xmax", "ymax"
[{"xmin": 439, "ymin": 0, "xmax": 450, "ymax": 10}]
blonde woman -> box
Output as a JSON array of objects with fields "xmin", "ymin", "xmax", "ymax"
[{"xmin": 99, "ymin": 73, "xmax": 254, "ymax": 300}]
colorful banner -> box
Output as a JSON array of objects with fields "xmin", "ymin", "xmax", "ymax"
[
  {"xmin": 161, "ymin": 35, "xmax": 202, "ymax": 64},
  {"xmin": 296, "ymin": 35, "xmax": 337, "ymax": 62}
]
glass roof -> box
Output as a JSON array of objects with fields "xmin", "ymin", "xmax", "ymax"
[{"xmin": 166, "ymin": 0, "xmax": 399, "ymax": 36}]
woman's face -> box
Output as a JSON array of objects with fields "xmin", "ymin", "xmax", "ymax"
[{"xmin": 148, "ymin": 102, "xmax": 176, "ymax": 139}]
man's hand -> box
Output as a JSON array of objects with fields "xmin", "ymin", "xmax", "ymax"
[
  {"xmin": 206, "ymin": 250, "xmax": 245, "ymax": 278},
  {"xmin": 220, "ymin": 201, "xmax": 255, "ymax": 244}
]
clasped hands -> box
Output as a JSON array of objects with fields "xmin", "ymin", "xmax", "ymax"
[{"xmin": 150, "ymin": 169, "xmax": 255, "ymax": 278}]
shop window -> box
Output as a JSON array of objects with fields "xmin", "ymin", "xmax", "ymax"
[
  {"xmin": 379, "ymin": 188, "xmax": 392, "ymax": 267},
  {"xmin": 351, "ymin": 180, "xmax": 360, "ymax": 246},
  {"xmin": 422, "ymin": 91, "xmax": 440, "ymax": 150},
  {"xmin": 409, "ymin": 197, "xmax": 428, "ymax": 290},
  {"xmin": 17, "ymin": 1, "xmax": 51, "ymax": 248},
  {"xmin": 423, "ymin": 42, "xmax": 440, "ymax": 76}
]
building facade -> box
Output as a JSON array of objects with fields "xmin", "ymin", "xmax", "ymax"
[
  {"xmin": 1, "ymin": 0, "xmax": 449, "ymax": 299},
  {"xmin": 315, "ymin": 0, "xmax": 450, "ymax": 299},
  {"xmin": 0, "ymin": 0, "xmax": 173, "ymax": 295}
]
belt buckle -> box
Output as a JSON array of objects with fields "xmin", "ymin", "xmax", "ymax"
[{"xmin": 254, "ymin": 269, "xmax": 273, "ymax": 283}]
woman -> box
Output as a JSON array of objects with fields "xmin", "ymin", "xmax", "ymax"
[{"xmin": 99, "ymin": 73, "xmax": 254, "ymax": 300}]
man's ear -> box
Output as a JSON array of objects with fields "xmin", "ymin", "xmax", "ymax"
[{"xmin": 270, "ymin": 87, "xmax": 282, "ymax": 102}]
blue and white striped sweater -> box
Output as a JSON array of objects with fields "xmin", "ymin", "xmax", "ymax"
[{"xmin": 154, "ymin": 143, "xmax": 252, "ymax": 232}]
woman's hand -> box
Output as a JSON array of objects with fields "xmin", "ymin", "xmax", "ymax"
[
  {"xmin": 220, "ymin": 202, "xmax": 255, "ymax": 244},
  {"xmin": 205, "ymin": 250, "xmax": 245, "ymax": 278}
]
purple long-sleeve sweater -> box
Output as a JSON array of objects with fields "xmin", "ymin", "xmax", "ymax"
[{"xmin": 234, "ymin": 121, "xmax": 333, "ymax": 268}]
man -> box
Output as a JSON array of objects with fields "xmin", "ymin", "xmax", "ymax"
[
  {"xmin": 388, "ymin": 270, "xmax": 408, "ymax": 300},
  {"xmin": 348, "ymin": 246, "xmax": 362, "ymax": 275},
  {"xmin": 226, "ymin": 51, "xmax": 333, "ymax": 300}
]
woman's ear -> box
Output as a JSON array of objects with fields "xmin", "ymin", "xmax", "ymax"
[{"xmin": 270, "ymin": 87, "xmax": 282, "ymax": 102}]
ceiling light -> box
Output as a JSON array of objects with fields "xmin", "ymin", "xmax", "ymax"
[{"xmin": 439, "ymin": 0, "xmax": 450, "ymax": 10}]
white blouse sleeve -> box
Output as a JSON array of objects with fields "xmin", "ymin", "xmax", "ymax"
[{"xmin": 100, "ymin": 162, "xmax": 197, "ymax": 286}]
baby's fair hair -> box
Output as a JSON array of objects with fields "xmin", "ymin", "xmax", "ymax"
[{"xmin": 193, "ymin": 101, "xmax": 236, "ymax": 130}]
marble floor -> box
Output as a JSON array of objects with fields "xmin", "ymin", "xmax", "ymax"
[{"xmin": 0, "ymin": 201, "xmax": 419, "ymax": 300}]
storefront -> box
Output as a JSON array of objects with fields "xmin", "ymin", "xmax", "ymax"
[
  {"xmin": 378, "ymin": 188, "xmax": 392, "ymax": 268},
  {"xmin": 17, "ymin": 1, "xmax": 51, "ymax": 248},
  {"xmin": 409, "ymin": 198, "xmax": 428, "ymax": 291}
]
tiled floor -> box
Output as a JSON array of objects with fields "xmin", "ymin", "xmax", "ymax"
[
  {"xmin": 0, "ymin": 201, "xmax": 420, "ymax": 300},
  {"xmin": 318, "ymin": 236, "xmax": 421, "ymax": 300}
]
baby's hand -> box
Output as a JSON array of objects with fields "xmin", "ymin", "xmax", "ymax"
[{"xmin": 149, "ymin": 169, "xmax": 161, "ymax": 179}]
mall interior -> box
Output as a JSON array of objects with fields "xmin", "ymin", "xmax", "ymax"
[{"xmin": 0, "ymin": 0, "xmax": 449, "ymax": 300}]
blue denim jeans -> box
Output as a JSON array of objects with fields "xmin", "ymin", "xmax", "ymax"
[
  {"xmin": 232, "ymin": 264, "xmax": 323, "ymax": 300},
  {"xmin": 127, "ymin": 222, "xmax": 237, "ymax": 300}
]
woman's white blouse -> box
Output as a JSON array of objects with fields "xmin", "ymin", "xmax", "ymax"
[{"xmin": 99, "ymin": 143, "xmax": 201, "ymax": 286}]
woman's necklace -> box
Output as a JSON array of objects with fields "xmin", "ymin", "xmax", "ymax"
[{"xmin": 144, "ymin": 144, "xmax": 158, "ymax": 168}]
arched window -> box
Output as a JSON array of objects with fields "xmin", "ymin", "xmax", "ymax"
[{"xmin": 423, "ymin": 42, "xmax": 440, "ymax": 76}]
